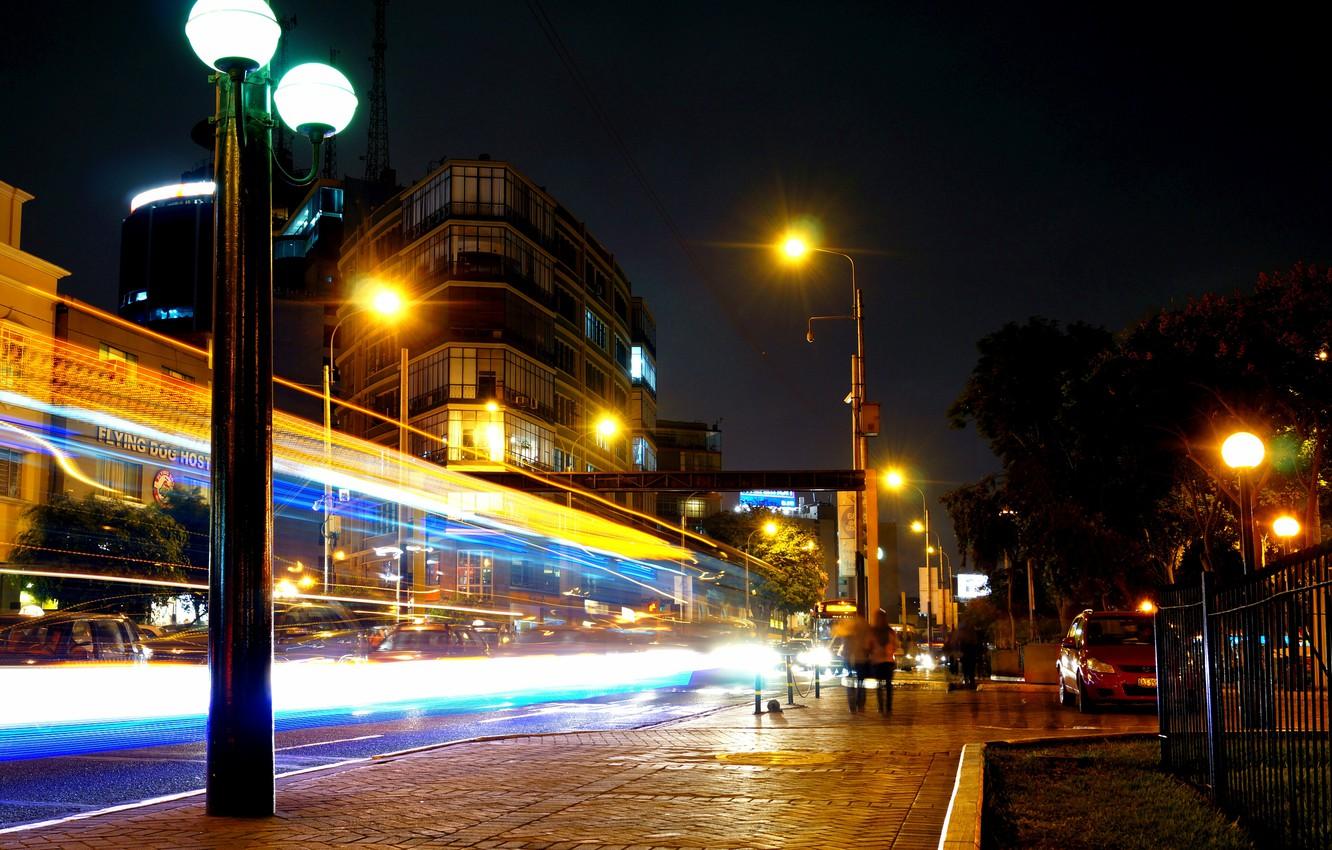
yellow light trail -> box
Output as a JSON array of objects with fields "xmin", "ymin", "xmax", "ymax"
[
  {"xmin": 0, "ymin": 325, "xmax": 688, "ymax": 563},
  {"xmin": 6, "ymin": 283, "xmax": 748, "ymax": 564}
]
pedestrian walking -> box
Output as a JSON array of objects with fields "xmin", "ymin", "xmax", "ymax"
[
  {"xmin": 834, "ymin": 614, "xmax": 873, "ymax": 713},
  {"xmin": 869, "ymin": 609, "xmax": 899, "ymax": 714},
  {"xmin": 956, "ymin": 622, "xmax": 982, "ymax": 688}
]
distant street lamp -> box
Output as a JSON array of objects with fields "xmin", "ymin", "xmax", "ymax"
[
  {"xmin": 885, "ymin": 470, "xmax": 935, "ymax": 646},
  {"xmin": 744, "ymin": 521, "xmax": 780, "ymax": 629},
  {"xmin": 1273, "ymin": 514, "xmax": 1301, "ymax": 556},
  {"xmin": 780, "ymin": 232, "xmax": 871, "ymax": 614},
  {"xmin": 185, "ymin": 0, "xmax": 357, "ymax": 817},
  {"xmin": 1221, "ymin": 431, "xmax": 1265, "ymax": 573},
  {"xmin": 323, "ymin": 285, "xmax": 405, "ymax": 593}
]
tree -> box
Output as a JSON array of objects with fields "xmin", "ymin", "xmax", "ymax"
[
  {"xmin": 160, "ymin": 484, "xmax": 210, "ymax": 618},
  {"xmin": 701, "ymin": 509, "xmax": 828, "ymax": 632},
  {"xmin": 12, "ymin": 493, "xmax": 191, "ymax": 616},
  {"xmin": 948, "ymin": 318, "xmax": 1169, "ymax": 615}
]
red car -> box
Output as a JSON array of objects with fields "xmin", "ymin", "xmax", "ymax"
[{"xmin": 1057, "ymin": 610, "xmax": 1157, "ymax": 712}]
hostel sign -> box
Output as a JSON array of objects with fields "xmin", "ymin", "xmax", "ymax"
[{"xmin": 95, "ymin": 426, "xmax": 210, "ymax": 471}]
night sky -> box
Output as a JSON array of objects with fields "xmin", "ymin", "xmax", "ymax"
[{"xmin": 4, "ymin": 2, "xmax": 1331, "ymax": 572}]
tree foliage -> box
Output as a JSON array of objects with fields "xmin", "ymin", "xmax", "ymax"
[
  {"xmin": 701, "ymin": 509, "xmax": 827, "ymax": 621},
  {"xmin": 12, "ymin": 492, "xmax": 191, "ymax": 615},
  {"xmin": 947, "ymin": 263, "xmax": 1332, "ymax": 620}
]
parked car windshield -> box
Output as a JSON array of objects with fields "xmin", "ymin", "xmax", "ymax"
[{"xmin": 1085, "ymin": 617, "xmax": 1154, "ymax": 646}]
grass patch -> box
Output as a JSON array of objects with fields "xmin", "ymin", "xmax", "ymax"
[{"xmin": 983, "ymin": 738, "xmax": 1253, "ymax": 850}]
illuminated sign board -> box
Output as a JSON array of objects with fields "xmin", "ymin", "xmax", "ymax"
[
  {"xmin": 818, "ymin": 599, "xmax": 858, "ymax": 616},
  {"xmin": 956, "ymin": 573, "xmax": 991, "ymax": 600},
  {"xmin": 129, "ymin": 181, "xmax": 216, "ymax": 213},
  {"xmin": 739, "ymin": 490, "xmax": 798, "ymax": 509},
  {"xmin": 95, "ymin": 426, "xmax": 210, "ymax": 471}
]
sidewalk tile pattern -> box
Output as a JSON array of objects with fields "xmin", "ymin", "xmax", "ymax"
[{"xmin": 2, "ymin": 685, "xmax": 1155, "ymax": 849}]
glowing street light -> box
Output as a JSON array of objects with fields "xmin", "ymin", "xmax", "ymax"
[
  {"xmin": 888, "ymin": 467, "xmax": 941, "ymax": 639},
  {"xmin": 1273, "ymin": 515, "xmax": 1301, "ymax": 538},
  {"xmin": 323, "ymin": 283, "xmax": 407, "ymax": 596},
  {"xmin": 743, "ymin": 520, "xmax": 781, "ymax": 629},
  {"xmin": 1273, "ymin": 514, "xmax": 1301, "ymax": 556},
  {"xmin": 185, "ymin": 0, "xmax": 357, "ymax": 817},
  {"xmin": 1222, "ymin": 430, "xmax": 1265, "ymax": 573},
  {"xmin": 779, "ymin": 229, "xmax": 871, "ymax": 614},
  {"xmin": 780, "ymin": 233, "xmax": 811, "ymax": 260}
]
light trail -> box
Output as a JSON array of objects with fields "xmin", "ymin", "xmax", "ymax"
[
  {"xmin": 1, "ymin": 327, "xmax": 690, "ymax": 563},
  {"xmin": 0, "ymin": 648, "xmax": 752, "ymax": 761}
]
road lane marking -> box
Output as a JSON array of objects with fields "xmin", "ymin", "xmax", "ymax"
[{"xmin": 276, "ymin": 735, "xmax": 382, "ymax": 751}]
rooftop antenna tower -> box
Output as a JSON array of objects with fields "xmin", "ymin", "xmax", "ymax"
[
  {"xmin": 322, "ymin": 47, "xmax": 341, "ymax": 179},
  {"xmin": 363, "ymin": 0, "xmax": 391, "ymax": 183},
  {"xmin": 273, "ymin": 14, "xmax": 298, "ymax": 171}
]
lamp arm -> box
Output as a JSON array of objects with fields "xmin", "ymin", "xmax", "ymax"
[{"xmin": 272, "ymin": 134, "xmax": 325, "ymax": 187}]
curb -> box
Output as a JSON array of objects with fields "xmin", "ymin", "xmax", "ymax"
[
  {"xmin": 937, "ymin": 742, "xmax": 984, "ymax": 850},
  {"xmin": 936, "ymin": 730, "xmax": 1158, "ymax": 850}
]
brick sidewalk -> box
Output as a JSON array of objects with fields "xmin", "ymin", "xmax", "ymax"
[{"xmin": 0, "ymin": 684, "xmax": 1155, "ymax": 849}]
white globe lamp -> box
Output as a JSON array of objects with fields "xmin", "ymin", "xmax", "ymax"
[{"xmin": 185, "ymin": 0, "xmax": 281, "ymax": 73}]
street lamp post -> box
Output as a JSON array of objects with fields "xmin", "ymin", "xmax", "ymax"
[
  {"xmin": 886, "ymin": 471, "xmax": 935, "ymax": 649},
  {"xmin": 1272, "ymin": 514, "xmax": 1300, "ymax": 558},
  {"xmin": 185, "ymin": 0, "xmax": 356, "ymax": 818},
  {"xmin": 743, "ymin": 521, "xmax": 779, "ymax": 631},
  {"xmin": 322, "ymin": 287, "xmax": 404, "ymax": 593},
  {"xmin": 781, "ymin": 235, "xmax": 870, "ymax": 615},
  {"xmin": 1221, "ymin": 431, "xmax": 1265, "ymax": 574},
  {"xmin": 560, "ymin": 415, "xmax": 620, "ymax": 507}
]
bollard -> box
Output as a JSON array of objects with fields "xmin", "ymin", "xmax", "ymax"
[
  {"xmin": 754, "ymin": 671, "xmax": 763, "ymax": 715},
  {"xmin": 814, "ymin": 664, "xmax": 821, "ymax": 699},
  {"xmin": 785, "ymin": 655, "xmax": 795, "ymax": 705}
]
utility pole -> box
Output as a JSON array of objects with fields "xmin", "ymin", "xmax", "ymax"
[{"xmin": 364, "ymin": 0, "xmax": 391, "ymax": 183}]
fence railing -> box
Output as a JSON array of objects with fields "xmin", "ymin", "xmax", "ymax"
[{"xmin": 1156, "ymin": 544, "xmax": 1332, "ymax": 848}]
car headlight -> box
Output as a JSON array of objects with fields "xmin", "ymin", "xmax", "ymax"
[
  {"xmin": 1084, "ymin": 656, "xmax": 1115, "ymax": 674},
  {"xmin": 799, "ymin": 647, "xmax": 833, "ymax": 668},
  {"xmin": 916, "ymin": 652, "xmax": 935, "ymax": 670}
]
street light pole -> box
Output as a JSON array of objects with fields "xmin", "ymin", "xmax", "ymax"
[
  {"xmin": 1222, "ymin": 431, "xmax": 1265, "ymax": 574},
  {"xmin": 323, "ymin": 289, "xmax": 404, "ymax": 593},
  {"xmin": 206, "ymin": 60, "xmax": 276, "ymax": 818},
  {"xmin": 797, "ymin": 246, "xmax": 868, "ymax": 615},
  {"xmin": 185, "ymin": 0, "xmax": 357, "ymax": 818},
  {"xmin": 744, "ymin": 522, "xmax": 778, "ymax": 633}
]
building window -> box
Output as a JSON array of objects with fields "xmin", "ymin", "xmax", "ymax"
[
  {"xmin": 584, "ymin": 362, "xmax": 606, "ymax": 398},
  {"xmin": 631, "ymin": 346, "xmax": 657, "ymax": 394},
  {"xmin": 613, "ymin": 334, "xmax": 630, "ymax": 373},
  {"xmin": 510, "ymin": 559, "xmax": 560, "ymax": 594},
  {"xmin": 552, "ymin": 338, "xmax": 577, "ymax": 377},
  {"xmin": 585, "ymin": 264, "xmax": 608, "ymax": 301},
  {"xmin": 98, "ymin": 343, "xmax": 139, "ymax": 381},
  {"xmin": 96, "ymin": 457, "xmax": 142, "ymax": 501},
  {"xmin": 554, "ymin": 393, "xmax": 576, "ymax": 427},
  {"xmin": 555, "ymin": 284, "xmax": 579, "ymax": 323},
  {"xmin": 0, "ymin": 448, "xmax": 22, "ymax": 498},
  {"xmin": 457, "ymin": 550, "xmax": 494, "ymax": 599},
  {"xmin": 584, "ymin": 309, "xmax": 607, "ymax": 351},
  {"xmin": 161, "ymin": 366, "xmax": 195, "ymax": 383},
  {"xmin": 552, "ymin": 447, "xmax": 573, "ymax": 472},
  {"xmin": 632, "ymin": 437, "xmax": 657, "ymax": 472},
  {"xmin": 614, "ymin": 289, "xmax": 630, "ymax": 324}
]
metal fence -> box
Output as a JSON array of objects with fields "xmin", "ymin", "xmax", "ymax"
[{"xmin": 1156, "ymin": 544, "xmax": 1332, "ymax": 848}]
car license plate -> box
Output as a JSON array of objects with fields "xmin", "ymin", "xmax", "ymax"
[{"xmin": 1138, "ymin": 677, "xmax": 1157, "ymax": 688}]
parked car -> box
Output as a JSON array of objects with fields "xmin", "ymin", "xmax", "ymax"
[
  {"xmin": 0, "ymin": 612, "xmax": 152, "ymax": 665},
  {"xmin": 369, "ymin": 623, "xmax": 490, "ymax": 661},
  {"xmin": 1057, "ymin": 609, "xmax": 1157, "ymax": 712},
  {"xmin": 144, "ymin": 600, "xmax": 370, "ymax": 663}
]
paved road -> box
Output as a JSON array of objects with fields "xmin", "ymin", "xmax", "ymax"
[
  {"xmin": 0, "ymin": 684, "xmax": 754, "ymax": 829},
  {"xmin": 0, "ymin": 683, "xmax": 1158, "ymax": 849}
]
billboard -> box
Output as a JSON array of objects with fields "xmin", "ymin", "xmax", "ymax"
[
  {"xmin": 739, "ymin": 490, "xmax": 798, "ymax": 510},
  {"xmin": 956, "ymin": 573, "xmax": 991, "ymax": 600}
]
